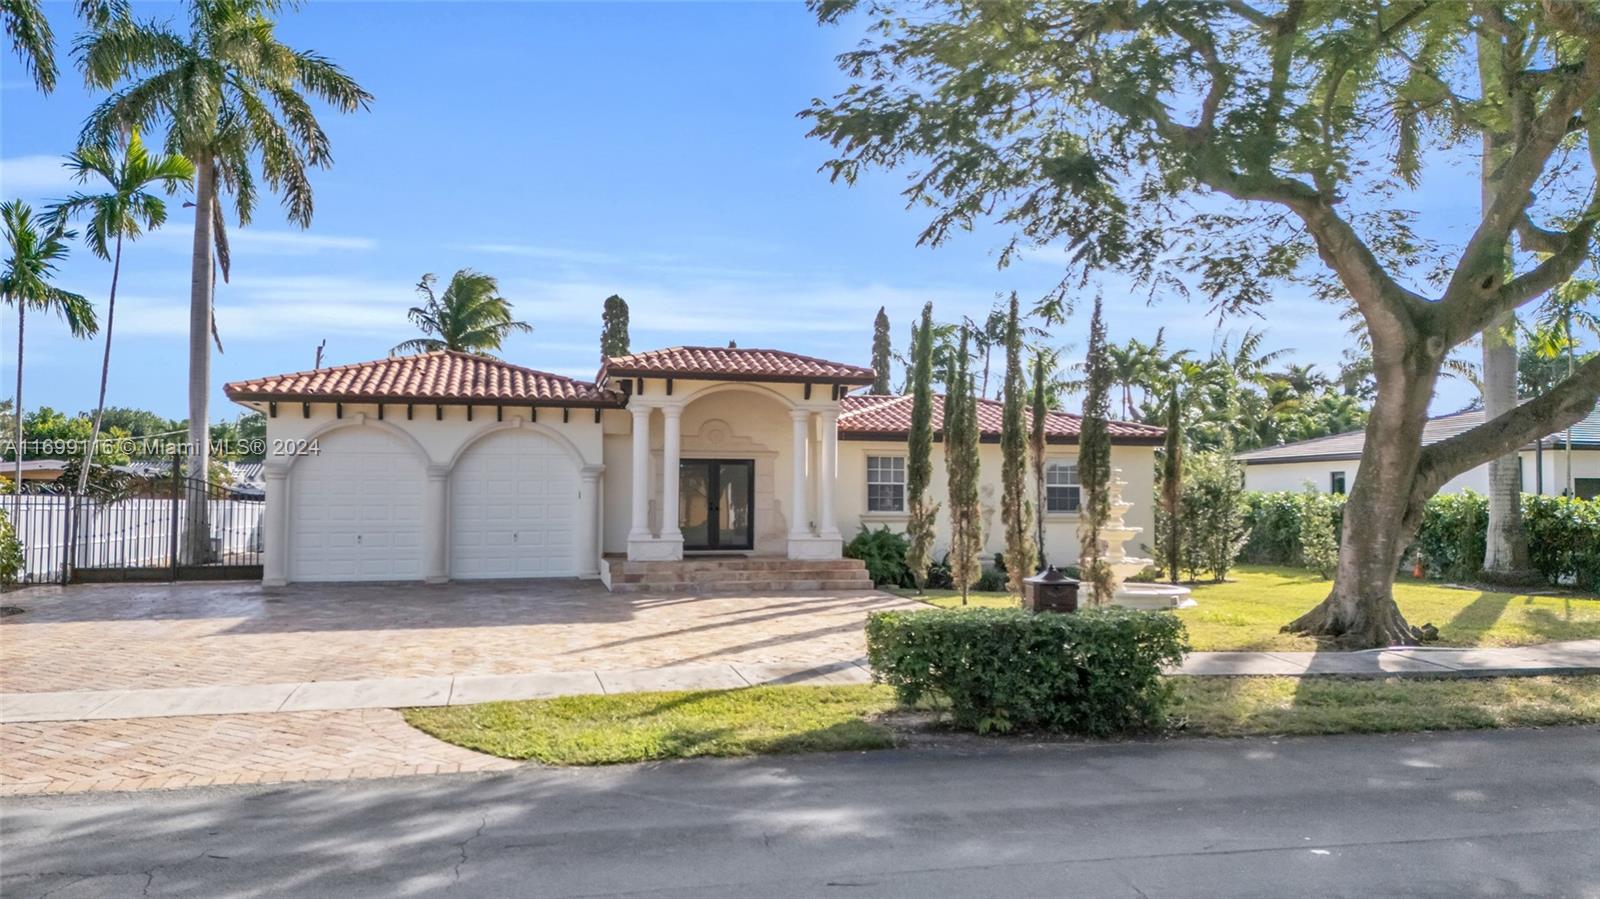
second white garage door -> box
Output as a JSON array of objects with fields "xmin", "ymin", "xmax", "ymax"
[{"xmin": 450, "ymin": 429, "xmax": 579, "ymax": 579}]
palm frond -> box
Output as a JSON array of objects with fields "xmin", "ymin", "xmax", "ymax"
[{"xmin": 3, "ymin": 0, "xmax": 57, "ymax": 92}]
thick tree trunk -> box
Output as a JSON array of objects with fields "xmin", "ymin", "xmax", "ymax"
[
  {"xmin": 1286, "ymin": 361, "xmax": 1438, "ymax": 648},
  {"xmin": 1481, "ymin": 310, "xmax": 1533, "ymax": 579},
  {"xmin": 77, "ymin": 234, "xmax": 123, "ymax": 495},
  {"xmin": 183, "ymin": 162, "xmax": 215, "ymax": 564}
]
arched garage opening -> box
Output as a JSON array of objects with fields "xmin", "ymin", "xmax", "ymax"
[
  {"xmin": 450, "ymin": 427, "xmax": 581, "ymax": 578},
  {"xmin": 289, "ymin": 425, "xmax": 427, "ymax": 582}
]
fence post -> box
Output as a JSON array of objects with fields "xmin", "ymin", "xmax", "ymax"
[
  {"xmin": 62, "ymin": 493, "xmax": 77, "ymax": 585},
  {"xmin": 169, "ymin": 452, "xmax": 182, "ymax": 580}
]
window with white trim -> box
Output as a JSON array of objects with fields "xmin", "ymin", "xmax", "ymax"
[
  {"xmin": 1045, "ymin": 461, "xmax": 1080, "ymax": 513},
  {"xmin": 866, "ymin": 455, "xmax": 906, "ymax": 512}
]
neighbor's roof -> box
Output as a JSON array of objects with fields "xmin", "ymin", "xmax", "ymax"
[
  {"xmin": 1235, "ymin": 402, "xmax": 1600, "ymax": 464},
  {"xmin": 599, "ymin": 346, "xmax": 876, "ymax": 386},
  {"xmin": 224, "ymin": 350, "xmax": 622, "ymax": 407},
  {"xmin": 838, "ymin": 394, "xmax": 1167, "ymax": 445}
]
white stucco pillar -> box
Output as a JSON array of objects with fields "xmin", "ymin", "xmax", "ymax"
[
  {"xmin": 628, "ymin": 404, "xmax": 652, "ymax": 542},
  {"xmin": 788, "ymin": 409, "xmax": 811, "ymax": 539},
  {"xmin": 660, "ymin": 405, "xmax": 683, "ymax": 544},
  {"xmin": 818, "ymin": 408, "xmax": 840, "ymax": 538},
  {"xmin": 261, "ymin": 461, "xmax": 289, "ymax": 586},
  {"xmin": 423, "ymin": 463, "xmax": 450, "ymax": 583},
  {"xmin": 578, "ymin": 464, "xmax": 604, "ymax": 577}
]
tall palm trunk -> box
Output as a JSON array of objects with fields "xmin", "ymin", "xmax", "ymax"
[
  {"xmin": 76, "ymin": 233, "xmax": 123, "ymax": 495},
  {"xmin": 183, "ymin": 160, "xmax": 215, "ymax": 563},
  {"xmin": 12, "ymin": 303, "xmax": 23, "ymax": 510}
]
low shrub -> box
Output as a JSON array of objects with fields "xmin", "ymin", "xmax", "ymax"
[
  {"xmin": 1523, "ymin": 495, "xmax": 1600, "ymax": 592},
  {"xmin": 0, "ymin": 508, "xmax": 20, "ymax": 588},
  {"xmin": 844, "ymin": 525, "xmax": 912, "ymax": 587},
  {"xmin": 924, "ymin": 552, "xmax": 954, "ymax": 590},
  {"xmin": 865, "ymin": 607, "xmax": 1188, "ymax": 735},
  {"xmin": 974, "ymin": 566, "xmax": 1008, "ymax": 592}
]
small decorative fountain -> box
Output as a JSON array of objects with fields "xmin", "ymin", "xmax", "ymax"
[{"xmin": 1095, "ymin": 469, "xmax": 1195, "ymax": 611}]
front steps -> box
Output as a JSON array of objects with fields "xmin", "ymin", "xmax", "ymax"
[{"xmin": 605, "ymin": 557, "xmax": 874, "ymax": 594}]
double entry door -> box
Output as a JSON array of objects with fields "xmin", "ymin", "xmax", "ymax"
[{"xmin": 679, "ymin": 459, "xmax": 754, "ymax": 551}]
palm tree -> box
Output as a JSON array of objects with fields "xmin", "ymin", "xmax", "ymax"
[
  {"xmin": 1, "ymin": 201, "xmax": 97, "ymax": 506},
  {"xmin": 48, "ymin": 132, "xmax": 195, "ymax": 493},
  {"xmin": 393, "ymin": 270, "xmax": 531, "ymax": 357},
  {"xmin": 2, "ymin": 0, "xmax": 55, "ymax": 91},
  {"xmin": 78, "ymin": 0, "xmax": 371, "ymax": 560}
]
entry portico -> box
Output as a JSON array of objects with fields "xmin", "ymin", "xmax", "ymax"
[{"xmin": 595, "ymin": 346, "xmax": 875, "ymax": 563}]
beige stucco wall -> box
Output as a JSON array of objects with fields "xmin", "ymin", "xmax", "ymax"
[{"xmin": 834, "ymin": 440, "xmax": 1159, "ymax": 567}]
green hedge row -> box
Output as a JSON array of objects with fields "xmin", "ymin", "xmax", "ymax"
[
  {"xmin": 866, "ymin": 607, "xmax": 1188, "ymax": 735},
  {"xmin": 1241, "ymin": 490, "xmax": 1600, "ymax": 591}
]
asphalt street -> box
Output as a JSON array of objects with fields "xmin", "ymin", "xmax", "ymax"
[{"xmin": 3, "ymin": 727, "xmax": 1598, "ymax": 898}]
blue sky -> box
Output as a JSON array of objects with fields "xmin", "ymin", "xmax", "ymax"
[{"xmin": 0, "ymin": 1, "xmax": 1572, "ymax": 422}]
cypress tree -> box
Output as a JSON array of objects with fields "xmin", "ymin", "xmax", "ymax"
[
  {"xmin": 999, "ymin": 292, "xmax": 1036, "ymax": 594},
  {"xmin": 905, "ymin": 302, "xmax": 939, "ymax": 588},
  {"xmin": 1029, "ymin": 352, "xmax": 1048, "ymax": 570},
  {"xmin": 871, "ymin": 306, "xmax": 892, "ymax": 393},
  {"xmin": 1161, "ymin": 380, "xmax": 1183, "ymax": 586},
  {"xmin": 944, "ymin": 325, "xmax": 982, "ymax": 604},
  {"xmin": 600, "ymin": 294, "xmax": 630, "ymax": 359},
  {"xmin": 1078, "ymin": 297, "xmax": 1114, "ymax": 605}
]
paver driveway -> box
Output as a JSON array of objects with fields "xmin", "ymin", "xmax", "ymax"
[
  {"xmin": 1, "ymin": 580, "xmax": 915, "ymax": 693},
  {"xmin": 0, "ymin": 580, "xmax": 916, "ymax": 795}
]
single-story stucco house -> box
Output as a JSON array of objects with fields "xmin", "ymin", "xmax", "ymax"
[
  {"xmin": 1237, "ymin": 403, "xmax": 1600, "ymax": 499},
  {"xmin": 224, "ymin": 345, "xmax": 1164, "ymax": 589}
]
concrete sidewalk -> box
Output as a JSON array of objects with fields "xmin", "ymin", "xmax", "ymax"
[{"xmin": 3, "ymin": 640, "xmax": 1596, "ymax": 724}]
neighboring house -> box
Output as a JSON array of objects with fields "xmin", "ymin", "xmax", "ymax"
[
  {"xmin": 1237, "ymin": 404, "xmax": 1600, "ymax": 499},
  {"xmin": 224, "ymin": 345, "xmax": 1164, "ymax": 587}
]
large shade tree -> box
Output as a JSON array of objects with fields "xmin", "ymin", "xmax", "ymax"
[
  {"xmin": 805, "ymin": 0, "xmax": 1600, "ymax": 647},
  {"xmin": 79, "ymin": 0, "xmax": 371, "ymax": 560},
  {"xmin": 48, "ymin": 132, "xmax": 195, "ymax": 493}
]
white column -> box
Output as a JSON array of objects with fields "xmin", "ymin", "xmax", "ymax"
[
  {"xmin": 423, "ymin": 463, "xmax": 450, "ymax": 583},
  {"xmin": 660, "ymin": 405, "xmax": 683, "ymax": 542},
  {"xmin": 628, "ymin": 404, "xmax": 652, "ymax": 541},
  {"xmin": 818, "ymin": 408, "xmax": 840, "ymax": 538},
  {"xmin": 789, "ymin": 408, "xmax": 811, "ymax": 538},
  {"xmin": 578, "ymin": 464, "xmax": 604, "ymax": 577},
  {"xmin": 262, "ymin": 461, "xmax": 289, "ymax": 586}
]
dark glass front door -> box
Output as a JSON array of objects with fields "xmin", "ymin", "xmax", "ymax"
[{"xmin": 680, "ymin": 460, "xmax": 754, "ymax": 551}]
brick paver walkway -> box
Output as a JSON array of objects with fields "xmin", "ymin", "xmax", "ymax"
[
  {"xmin": 1, "ymin": 581, "xmax": 916, "ymax": 693},
  {"xmin": 0, "ymin": 709, "xmax": 516, "ymax": 796}
]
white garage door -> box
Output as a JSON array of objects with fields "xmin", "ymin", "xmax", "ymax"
[
  {"xmin": 450, "ymin": 429, "xmax": 579, "ymax": 579},
  {"xmin": 290, "ymin": 427, "xmax": 426, "ymax": 582}
]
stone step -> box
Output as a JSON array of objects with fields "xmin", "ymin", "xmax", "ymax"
[
  {"xmin": 609, "ymin": 577, "xmax": 876, "ymax": 595},
  {"xmin": 616, "ymin": 559, "xmax": 867, "ymax": 576}
]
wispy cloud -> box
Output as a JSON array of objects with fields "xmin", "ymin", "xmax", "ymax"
[
  {"xmin": 0, "ymin": 154, "xmax": 77, "ymax": 196},
  {"xmin": 146, "ymin": 228, "xmax": 377, "ymax": 255}
]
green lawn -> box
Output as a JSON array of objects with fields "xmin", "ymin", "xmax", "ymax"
[
  {"xmin": 403, "ymin": 685, "xmax": 899, "ymax": 765},
  {"xmin": 902, "ymin": 564, "xmax": 1600, "ymax": 651},
  {"xmin": 407, "ymin": 676, "xmax": 1600, "ymax": 765}
]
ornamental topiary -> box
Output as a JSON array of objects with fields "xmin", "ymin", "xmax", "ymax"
[{"xmin": 866, "ymin": 607, "xmax": 1188, "ymax": 735}]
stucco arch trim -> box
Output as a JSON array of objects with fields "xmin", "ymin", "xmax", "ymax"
[
  {"xmin": 285, "ymin": 414, "xmax": 434, "ymax": 473},
  {"xmin": 444, "ymin": 418, "xmax": 592, "ymax": 471}
]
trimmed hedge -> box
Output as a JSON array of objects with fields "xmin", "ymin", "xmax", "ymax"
[
  {"xmin": 1240, "ymin": 489, "xmax": 1600, "ymax": 591},
  {"xmin": 865, "ymin": 607, "xmax": 1188, "ymax": 735}
]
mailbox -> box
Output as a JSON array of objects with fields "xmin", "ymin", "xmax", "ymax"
[{"xmin": 1022, "ymin": 565, "xmax": 1080, "ymax": 613}]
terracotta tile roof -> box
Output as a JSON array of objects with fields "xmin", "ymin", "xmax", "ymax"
[
  {"xmin": 599, "ymin": 346, "xmax": 876, "ymax": 385},
  {"xmin": 838, "ymin": 394, "xmax": 1166, "ymax": 444},
  {"xmin": 224, "ymin": 350, "xmax": 621, "ymax": 407}
]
